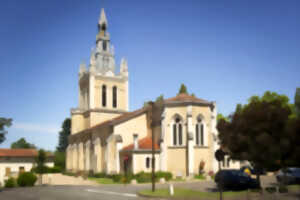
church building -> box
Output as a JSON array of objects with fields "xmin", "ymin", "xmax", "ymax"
[{"xmin": 66, "ymin": 9, "xmax": 239, "ymax": 177}]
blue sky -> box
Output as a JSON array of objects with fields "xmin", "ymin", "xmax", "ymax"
[{"xmin": 0, "ymin": 0, "xmax": 299, "ymax": 150}]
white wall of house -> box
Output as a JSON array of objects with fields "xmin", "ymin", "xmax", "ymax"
[{"xmin": 0, "ymin": 160, "xmax": 54, "ymax": 186}]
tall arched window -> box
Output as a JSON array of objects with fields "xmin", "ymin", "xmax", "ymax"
[
  {"xmin": 172, "ymin": 116, "xmax": 183, "ymax": 146},
  {"xmin": 195, "ymin": 117, "xmax": 205, "ymax": 146},
  {"xmin": 113, "ymin": 86, "xmax": 117, "ymax": 108},
  {"xmin": 146, "ymin": 157, "xmax": 150, "ymax": 168},
  {"xmin": 103, "ymin": 41, "xmax": 107, "ymax": 51},
  {"xmin": 102, "ymin": 85, "xmax": 106, "ymax": 107}
]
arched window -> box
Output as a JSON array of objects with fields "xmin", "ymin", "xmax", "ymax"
[
  {"xmin": 102, "ymin": 85, "xmax": 106, "ymax": 107},
  {"xmin": 146, "ymin": 157, "xmax": 150, "ymax": 168},
  {"xmin": 172, "ymin": 116, "xmax": 183, "ymax": 146},
  {"xmin": 195, "ymin": 117, "xmax": 205, "ymax": 146},
  {"xmin": 113, "ymin": 86, "xmax": 117, "ymax": 108}
]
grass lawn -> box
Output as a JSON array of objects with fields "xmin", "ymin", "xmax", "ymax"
[
  {"xmin": 139, "ymin": 188, "xmax": 248, "ymax": 199},
  {"xmin": 287, "ymin": 184, "xmax": 300, "ymax": 191},
  {"xmin": 88, "ymin": 177, "xmax": 116, "ymax": 184}
]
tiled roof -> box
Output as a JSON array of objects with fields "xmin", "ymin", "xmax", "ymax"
[
  {"xmin": 164, "ymin": 93, "xmax": 212, "ymax": 104},
  {"xmin": 0, "ymin": 149, "xmax": 38, "ymax": 157},
  {"xmin": 122, "ymin": 137, "xmax": 160, "ymax": 151}
]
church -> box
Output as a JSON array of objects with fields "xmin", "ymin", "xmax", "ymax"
[{"xmin": 66, "ymin": 9, "xmax": 239, "ymax": 177}]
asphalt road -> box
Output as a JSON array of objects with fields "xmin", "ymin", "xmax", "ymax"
[
  {"xmin": 0, "ymin": 181, "xmax": 216, "ymax": 200},
  {"xmin": 0, "ymin": 176, "xmax": 279, "ymax": 200}
]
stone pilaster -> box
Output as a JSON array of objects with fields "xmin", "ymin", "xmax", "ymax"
[
  {"xmin": 93, "ymin": 138, "xmax": 102, "ymax": 172},
  {"xmin": 187, "ymin": 105, "xmax": 194, "ymax": 176},
  {"xmin": 116, "ymin": 142, "xmax": 123, "ymax": 173},
  {"xmin": 78, "ymin": 142, "xmax": 84, "ymax": 171},
  {"xmin": 159, "ymin": 109, "xmax": 167, "ymax": 171},
  {"xmin": 85, "ymin": 140, "xmax": 91, "ymax": 171},
  {"xmin": 72, "ymin": 143, "xmax": 78, "ymax": 171}
]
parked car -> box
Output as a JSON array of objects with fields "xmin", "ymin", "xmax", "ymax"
[
  {"xmin": 240, "ymin": 166, "xmax": 266, "ymax": 175},
  {"xmin": 276, "ymin": 168, "xmax": 300, "ymax": 185},
  {"xmin": 215, "ymin": 169, "xmax": 259, "ymax": 190}
]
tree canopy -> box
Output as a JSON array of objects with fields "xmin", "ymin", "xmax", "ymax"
[
  {"xmin": 217, "ymin": 113, "xmax": 229, "ymax": 123},
  {"xmin": 143, "ymin": 94, "xmax": 164, "ymax": 108},
  {"xmin": 0, "ymin": 117, "xmax": 12, "ymax": 144},
  {"xmin": 178, "ymin": 84, "xmax": 188, "ymax": 94},
  {"xmin": 295, "ymin": 88, "xmax": 300, "ymax": 117},
  {"xmin": 36, "ymin": 149, "xmax": 47, "ymax": 174},
  {"xmin": 56, "ymin": 118, "xmax": 71, "ymax": 152},
  {"xmin": 11, "ymin": 138, "xmax": 36, "ymax": 149},
  {"xmin": 217, "ymin": 91, "xmax": 299, "ymax": 177}
]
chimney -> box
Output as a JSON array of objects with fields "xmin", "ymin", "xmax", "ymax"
[{"xmin": 133, "ymin": 134, "xmax": 138, "ymax": 149}]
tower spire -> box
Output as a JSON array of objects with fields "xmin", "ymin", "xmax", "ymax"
[{"xmin": 99, "ymin": 8, "xmax": 108, "ymax": 27}]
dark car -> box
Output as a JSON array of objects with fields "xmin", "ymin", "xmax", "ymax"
[
  {"xmin": 276, "ymin": 168, "xmax": 300, "ymax": 185},
  {"xmin": 215, "ymin": 169, "xmax": 259, "ymax": 190},
  {"xmin": 240, "ymin": 166, "xmax": 266, "ymax": 175}
]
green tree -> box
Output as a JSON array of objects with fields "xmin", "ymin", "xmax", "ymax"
[
  {"xmin": 178, "ymin": 84, "xmax": 188, "ymax": 94},
  {"xmin": 11, "ymin": 138, "xmax": 36, "ymax": 149},
  {"xmin": 295, "ymin": 88, "xmax": 300, "ymax": 117},
  {"xmin": 56, "ymin": 118, "xmax": 71, "ymax": 152},
  {"xmin": 143, "ymin": 95, "xmax": 164, "ymax": 108},
  {"xmin": 0, "ymin": 118, "xmax": 12, "ymax": 144},
  {"xmin": 217, "ymin": 113, "xmax": 229, "ymax": 123},
  {"xmin": 217, "ymin": 92, "xmax": 293, "ymax": 187},
  {"xmin": 54, "ymin": 151, "xmax": 66, "ymax": 169},
  {"xmin": 36, "ymin": 149, "xmax": 47, "ymax": 174}
]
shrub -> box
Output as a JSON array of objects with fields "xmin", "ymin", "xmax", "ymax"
[
  {"xmin": 17, "ymin": 172, "xmax": 37, "ymax": 187},
  {"xmin": 49, "ymin": 166, "xmax": 62, "ymax": 173},
  {"xmin": 111, "ymin": 174, "xmax": 123, "ymax": 183},
  {"xmin": 194, "ymin": 174, "xmax": 206, "ymax": 180},
  {"xmin": 156, "ymin": 171, "xmax": 172, "ymax": 181},
  {"xmin": 92, "ymin": 172, "xmax": 106, "ymax": 178},
  {"xmin": 5, "ymin": 177, "xmax": 16, "ymax": 188},
  {"xmin": 62, "ymin": 171, "xmax": 76, "ymax": 176},
  {"xmin": 123, "ymin": 173, "xmax": 135, "ymax": 183},
  {"xmin": 265, "ymin": 187, "xmax": 276, "ymax": 193},
  {"xmin": 135, "ymin": 172, "xmax": 152, "ymax": 183},
  {"xmin": 279, "ymin": 185, "xmax": 288, "ymax": 193}
]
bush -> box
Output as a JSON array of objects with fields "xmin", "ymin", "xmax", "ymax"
[
  {"xmin": 92, "ymin": 172, "xmax": 106, "ymax": 178},
  {"xmin": 156, "ymin": 171, "xmax": 172, "ymax": 181},
  {"xmin": 5, "ymin": 177, "xmax": 16, "ymax": 188},
  {"xmin": 17, "ymin": 172, "xmax": 37, "ymax": 187},
  {"xmin": 62, "ymin": 171, "xmax": 76, "ymax": 176},
  {"xmin": 123, "ymin": 173, "xmax": 135, "ymax": 183},
  {"xmin": 135, "ymin": 172, "xmax": 152, "ymax": 183},
  {"xmin": 194, "ymin": 174, "xmax": 206, "ymax": 180},
  {"xmin": 279, "ymin": 185, "xmax": 288, "ymax": 193},
  {"xmin": 265, "ymin": 187, "xmax": 276, "ymax": 193},
  {"xmin": 111, "ymin": 174, "xmax": 123, "ymax": 183},
  {"xmin": 49, "ymin": 166, "xmax": 62, "ymax": 173}
]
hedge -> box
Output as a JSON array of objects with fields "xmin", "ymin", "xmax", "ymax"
[
  {"xmin": 5, "ymin": 177, "xmax": 16, "ymax": 188},
  {"xmin": 17, "ymin": 172, "xmax": 37, "ymax": 187}
]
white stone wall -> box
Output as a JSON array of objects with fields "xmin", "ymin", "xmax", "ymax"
[{"xmin": 0, "ymin": 161, "xmax": 53, "ymax": 185}]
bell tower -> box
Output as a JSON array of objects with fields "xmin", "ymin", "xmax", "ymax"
[{"xmin": 71, "ymin": 9, "xmax": 129, "ymax": 134}]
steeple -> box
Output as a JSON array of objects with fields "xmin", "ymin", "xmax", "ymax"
[{"xmin": 98, "ymin": 8, "xmax": 108, "ymax": 28}]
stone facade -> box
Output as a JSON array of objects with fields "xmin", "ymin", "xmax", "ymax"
[{"xmin": 67, "ymin": 9, "xmax": 240, "ymax": 177}]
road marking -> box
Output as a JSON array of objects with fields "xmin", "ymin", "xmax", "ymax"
[{"xmin": 86, "ymin": 189, "xmax": 138, "ymax": 198}]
